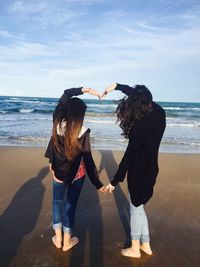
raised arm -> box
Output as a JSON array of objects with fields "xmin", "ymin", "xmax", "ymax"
[
  {"xmin": 53, "ymin": 87, "xmax": 101, "ymax": 121},
  {"xmin": 115, "ymin": 83, "xmax": 134, "ymax": 96},
  {"xmin": 53, "ymin": 87, "xmax": 83, "ymax": 120},
  {"xmin": 58, "ymin": 87, "xmax": 83, "ymax": 105},
  {"xmin": 101, "ymin": 83, "xmax": 134, "ymax": 99}
]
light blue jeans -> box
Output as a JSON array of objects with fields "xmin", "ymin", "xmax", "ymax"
[{"xmin": 130, "ymin": 201, "xmax": 150, "ymax": 242}]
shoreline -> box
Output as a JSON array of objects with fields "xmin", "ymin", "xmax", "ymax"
[{"xmin": 0, "ymin": 144, "xmax": 200, "ymax": 155}]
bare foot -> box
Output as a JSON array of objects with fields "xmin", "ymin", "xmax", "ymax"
[
  {"xmin": 62, "ymin": 236, "xmax": 79, "ymax": 251},
  {"xmin": 52, "ymin": 235, "xmax": 62, "ymax": 249},
  {"xmin": 121, "ymin": 247, "xmax": 141, "ymax": 258},
  {"xmin": 140, "ymin": 243, "xmax": 153, "ymax": 255}
]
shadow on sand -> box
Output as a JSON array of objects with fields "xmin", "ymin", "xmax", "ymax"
[
  {"xmin": 0, "ymin": 167, "xmax": 48, "ymax": 267},
  {"xmin": 99, "ymin": 150, "xmax": 131, "ymax": 246},
  {"xmin": 65, "ymin": 178, "xmax": 104, "ymax": 267}
]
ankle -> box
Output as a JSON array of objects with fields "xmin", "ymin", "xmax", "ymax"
[
  {"xmin": 131, "ymin": 240, "xmax": 140, "ymax": 251},
  {"xmin": 55, "ymin": 229, "xmax": 62, "ymax": 242},
  {"xmin": 141, "ymin": 242, "xmax": 151, "ymax": 247},
  {"xmin": 63, "ymin": 233, "xmax": 71, "ymax": 245},
  {"xmin": 140, "ymin": 242, "xmax": 153, "ymax": 255}
]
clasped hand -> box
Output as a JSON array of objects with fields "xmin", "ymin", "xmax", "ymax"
[
  {"xmin": 98, "ymin": 183, "xmax": 115, "ymax": 194},
  {"xmin": 82, "ymin": 83, "xmax": 117, "ymax": 100}
]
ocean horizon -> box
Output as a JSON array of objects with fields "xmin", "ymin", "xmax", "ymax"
[{"xmin": 1, "ymin": 95, "xmax": 200, "ymax": 153}]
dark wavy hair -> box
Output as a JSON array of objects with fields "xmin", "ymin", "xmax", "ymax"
[
  {"xmin": 115, "ymin": 85, "xmax": 153, "ymax": 138},
  {"xmin": 52, "ymin": 98, "xmax": 87, "ymax": 161}
]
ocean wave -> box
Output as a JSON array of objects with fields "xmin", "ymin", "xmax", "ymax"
[
  {"xmin": 10, "ymin": 97, "xmax": 42, "ymax": 101},
  {"xmin": 167, "ymin": 123, "xmax": 200, "ymax": 127},
  {"xmin": 164, "ymin": 107, "xmax": 200, "ymax": 111},
  {"xmin": 20, "ymin": 108, "xmax": 34, "ymax": 113},
  {"xmin": 10, "ymin": 136, "xmax": 46, "ymax": 140},
  {"xmin": 162, "ymin": 140, "xmax": 200, "ymax": 147},
  {"xmin": 87, "ymin": 104, "xmax": 117, "ymax": 108},
  {"xmin": 0, "ymin": 117, "xmax": 52, "ymax": 121},
  {"xmin": 86, "ymin": 112, "xmax": 114, "ymax": 117},
  {"xmin": 91, "ymin": 137, "xmax": 127, "ymax": 142},
  {"xmin": 0, "ymin": 136, "xmax": 49, "ymax": 147},
  {"xmin": 10, "ymin": 97, "xmax": 21, "ymax": 100},
  {"xmin": 0, "ymin": 107, "xmax": 114, "ymax": 115},
  {"xmin": 166, "ymin": 112, "xmax": 200, "ymax": 119},
  {"xmin": 85, "ymin": 119, "xmax": 114, "ymax": 124},
  {"xmin": 3, "ymin": 99, "xmax": 44, "ymax": 104},
  {"xmin": 1, "ymin": 108, "xmax": 54, "ymax": 114},
  {"xmin": 30, "ymin": 109, "xmax": 53, "ymax": 114},
  {"xmin": 0, "ymin": 135, "xmax": 48, "ymax": 142},
  {"xmin": 3, "ymin": 108, "xmax": 21, "ymax": 113}
]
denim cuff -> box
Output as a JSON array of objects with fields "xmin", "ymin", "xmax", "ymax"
[
  {"xmin": 63, "ymin": 226, "xmax": 73, "ymax": 234},
  {"xmin": 131, "ymin": 234, "xmax": 141, "ymax": 241},
  {"xmin": 131, "ymin": 234, "xmax": 150, "ymax": 242},
  {"xmin": 140, "ymin": 235, "xmax": 150, "ymax": 243},
  {"xmin": 53, "ymin": 223, "xmax": 62, "ymax": 230}
]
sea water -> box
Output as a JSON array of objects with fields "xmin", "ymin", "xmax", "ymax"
[{"xmin": 0, "ymin": 96, "xmax": 200, "ymax": 153}]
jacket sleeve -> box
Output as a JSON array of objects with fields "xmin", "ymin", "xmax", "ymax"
[
  {"xmin": 44, "ymin": 137, "xmax": 53, "ymax": 163},
  {"xmin": 53, "ymin": 87, "xmax": 83, "ymax": 121},
  {"xmin": 115, "ymin": 83, "xmax": 134, "ymax": 96},
  {"xmin": 83, "ymin": 132, "xmax": 103, "ymax": 190},
  {"xmin": 110, "ymin": 138, "xmax": 133, "ymax": 186},
  {"xmin": 110, "ymin": 121, "xmax": 152, "ymax": 187}
]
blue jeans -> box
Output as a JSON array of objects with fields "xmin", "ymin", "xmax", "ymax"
[
  {"xmin": 130, "ymin": 200, "xmax": 150, "ymax": 242},
  {"xmin": 52, "ymin": 177, "xmax": 85, "ymax": 234}
]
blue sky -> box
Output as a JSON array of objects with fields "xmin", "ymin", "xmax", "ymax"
[{"xmin": 0, "ymin": 0, "xmax": 200, "ymax": 101}]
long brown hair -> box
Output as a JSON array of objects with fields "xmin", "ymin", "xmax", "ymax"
[
  {"xmin": 115, "ymin": 85, "xmax": 153, "ymax": 138},
  {"xmin": 52, "ymin": 97, "xmax": 87, "ymax": 161}
]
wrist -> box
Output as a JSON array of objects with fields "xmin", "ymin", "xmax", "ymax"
[
  {"xmin": 113, "ymin": 83, "xmax": 117, "ymax": 90},
  {"xmin": 82, "ymin": 88, "xmax": 89, "ymax": 93},
  {"xmin": 111, "ymin": 180, "xmax": 117, "ymax": 187},
  {"xmin": 108, "ymin": 83, "xmax": 117, "ymax": 93}
]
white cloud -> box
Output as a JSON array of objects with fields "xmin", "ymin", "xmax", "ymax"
[
  {"xmin": 7, "ymin": 0, "xmax": 85, "ymax": 28},
  {"xmin": 0, "ymin": 30, "xmax": 16, "ymax": 38},
  {"xmin": 8, "ymin": 0, "xmax": 47, "ymax": 15},
  {"xmin": 0, "ymin": 41, "xmax": 58, "ymax": 61}
]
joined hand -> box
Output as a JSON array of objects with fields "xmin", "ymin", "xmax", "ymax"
[
  {"xmin": 100, "ymin": 83, "xmax": 117, "ymax": 100},
  {"xmin": 82, "ymin": 83, "xmax": 117, "ymax": 100},
  {"xmin": 82, "ymin": 88, "xmax": 101, "ymax": 99},
  {"xmin": 105, "ymin": 183, "xmax": 115, "ymax": 194}
]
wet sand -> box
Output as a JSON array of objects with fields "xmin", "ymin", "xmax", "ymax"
[{"xmin": 0, "ymin": 147, "xmax": 200, "ymax": 267}]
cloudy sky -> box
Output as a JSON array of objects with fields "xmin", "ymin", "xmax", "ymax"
[{"xmin": 0, "ymin": 0, "xmax": 200, "ymax": 101}]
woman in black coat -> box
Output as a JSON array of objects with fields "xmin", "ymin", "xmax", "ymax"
[{"xmin": 103, "ymin": 83, "xmax": 166, "ymax": 258}]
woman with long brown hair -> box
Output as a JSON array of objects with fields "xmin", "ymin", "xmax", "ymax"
[
  {"xmin": 45, "ymin": 87, "xmax": 105, "ymax": 251},
  {"xmin": 102, "ymin": 83, "xmax": 166, "ymax": 258}
]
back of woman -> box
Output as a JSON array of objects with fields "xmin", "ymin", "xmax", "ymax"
[
  {"xmin": 103, "ymin": 83, "xmax": 166, "ymax": 258},
  {"xmin": 45, "ymin": 87, "xmax": 104, "ymax": 251}
]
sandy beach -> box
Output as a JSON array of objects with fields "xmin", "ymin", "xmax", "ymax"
[{"xmin": 0, "ymin": 147, "xmax": 200, "ymax": 267}]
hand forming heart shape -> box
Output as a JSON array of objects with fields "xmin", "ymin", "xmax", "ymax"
[{"xmin": 82, "ymin": 83, "xmax": 118, "ymax": 100}]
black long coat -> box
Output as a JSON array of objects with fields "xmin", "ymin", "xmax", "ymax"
[{"xmin": 111, "ymin": 84, "xmax": 166, "ymax": 207}]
